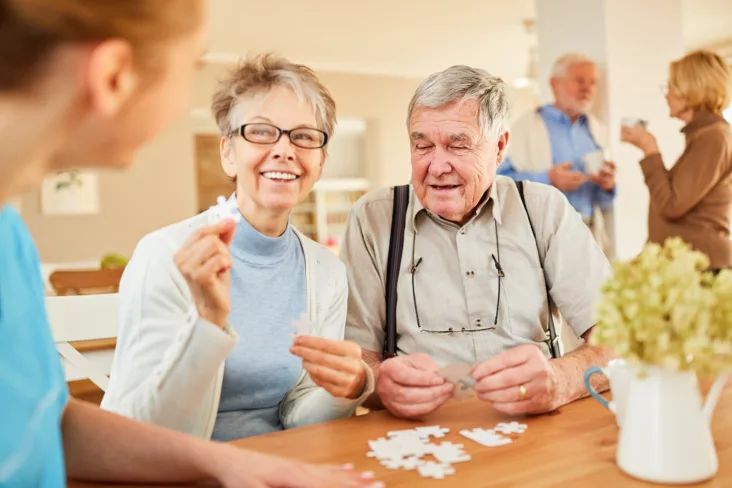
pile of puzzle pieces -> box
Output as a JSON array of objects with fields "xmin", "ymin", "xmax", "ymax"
[{"xmin": 366, "ymin": 422, "xmax": 528, "ymax": 480}]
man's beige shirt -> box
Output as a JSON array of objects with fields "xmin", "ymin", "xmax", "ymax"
[{"xmin": 340, "ymin": 175, "xmax": 612, "ymax": 365}]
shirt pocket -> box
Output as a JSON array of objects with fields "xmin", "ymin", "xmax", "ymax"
[{"xmin": 501, "ymin": 266, "xmax": 551, "ymax": 344}]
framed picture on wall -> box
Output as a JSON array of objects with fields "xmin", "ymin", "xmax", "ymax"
[{"xmin": 41, "ymin": 170, "xmax": 100, "ymax": 216}]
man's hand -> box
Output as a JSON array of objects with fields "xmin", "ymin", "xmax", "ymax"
[
  {"xmin": 376, "ymin": 354, "xmax": 454, "ymax": 419},
  {"xmin": 290, "ymin": 336, "xmax": 368, "ymax": 399},
  {"xmin": 589, "ymin": 161, "xmax": 616, "ymax": 192},
  {"xmin": 471, "ymin": 344, "xmax": 561, "ymax": 415},
  {"xmin": 174, "ymin": 219, "xmax": 237, "ymax": 328},
  {"xmin": 548, "ymin": 162, "xmax": 587, "ymax": 192},
  {"xmin": 212, "ymin": 444, "xmax": 382, "ymax": 488}
]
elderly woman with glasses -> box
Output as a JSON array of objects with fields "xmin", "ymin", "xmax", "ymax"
[
  {"xmin": 621, "ymin": 50, "xmax": 732, "ymax": 271},
  {"xmin": 101, "ymin": 54, "xmax": 375, "ymax": 441}
]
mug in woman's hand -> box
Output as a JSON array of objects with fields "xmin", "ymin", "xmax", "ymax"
[{"xmin": 584, "ymin": 358, "xmax": 632, "ymax": 427}]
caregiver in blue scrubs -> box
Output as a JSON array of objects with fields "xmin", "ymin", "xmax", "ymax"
[{"xmin": 0, "ymin": 2, "xmax": 378, "ymax": 488}]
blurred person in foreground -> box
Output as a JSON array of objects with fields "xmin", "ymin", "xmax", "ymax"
[{"xmin": 0, "ymin": 1, "xmax": 379, "ymax": 487}]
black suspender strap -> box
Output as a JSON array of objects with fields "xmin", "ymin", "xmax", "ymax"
[
  {"xmin": 384, "ymin": 185, "xmax": 410, "ymax": 358},
  {"xmin": 516, "ymin": 181, "xmax": 561, "ymax": 359}
]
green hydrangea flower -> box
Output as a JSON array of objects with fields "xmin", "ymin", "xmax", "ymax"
[{"xmin": 590, "ymin": 237, "xmax": 732, "ymax": 375}]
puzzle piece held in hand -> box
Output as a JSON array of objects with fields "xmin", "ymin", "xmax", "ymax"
[
  {"xmin": 212, "ymin": 195, "xmax": 242, "ymax": 223},
  {"xmin": 291, "ymin": 312, "xmax": 315, "ymax": 336},
  {"xmin": 460, "ymin": 428, "xmax": 512, "ymax": 447},
  {"xmin": 417, "ymin": 461, "xmax": 456, "ymax": 480},
  {"xmin": 439, "ymin": 362, "xmax": 476, "ymax": 400},
  {"xmin": 494, "ymin": 421, "xmax": 528, "ymax": 435}
]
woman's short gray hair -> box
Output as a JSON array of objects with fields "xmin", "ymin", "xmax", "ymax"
[
  {"xmin": 407, "ymin": 65, "xmax": 510, "ymax": 140},
  {"xmin": 211, "ymin": 53, "xmax": 336, "ymax": 140}
]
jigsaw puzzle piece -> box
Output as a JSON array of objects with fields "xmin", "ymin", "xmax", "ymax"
[
  {"xmin": 494, "ymin": 421, "xmax": 528, "ymax": 435},
  {"xmin": 417, "ymin": 461, "xmax": 456, "ymax": 480},
  {"xmin": 460, "ymin": 428, "xmax": 512, "ymax": 447}
]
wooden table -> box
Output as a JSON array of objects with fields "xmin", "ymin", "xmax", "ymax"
[{"xmin": 70, "ymin": 380, "xmax": 732, "ymax": 487}]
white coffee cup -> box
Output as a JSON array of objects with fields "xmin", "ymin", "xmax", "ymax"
[
  {"xmin": 584, "ymin": 358, "xmax": 632, "ymax": 427},
  {"xmin": 582, "ymin": 149, "xmax": 606, "ymax": 176},
  {"xmin": 621, "ymin": 117, "xmax": 647, "ymax": 128}
]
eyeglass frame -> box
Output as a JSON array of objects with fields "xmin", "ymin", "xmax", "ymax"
[
  {"xmin": 409, "ymin": 219, "xmax": 504, "ymax": 335},
  {"xmin": 228, "ymin": 122, "xmax": 329, "ymax": 149}
]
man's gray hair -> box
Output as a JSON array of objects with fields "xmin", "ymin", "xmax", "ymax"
[
  {"xmin": 407, "ymin": 65, "xmax": 510, "ymax": 140},
  {"xmin": 551, "ymin": 52, "xmax": 596, "ymax": 79}
]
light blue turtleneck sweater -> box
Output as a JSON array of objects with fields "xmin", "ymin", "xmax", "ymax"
[{"xmin": 211, "ymin": 201, "xmax": 306, "ymax": 441}]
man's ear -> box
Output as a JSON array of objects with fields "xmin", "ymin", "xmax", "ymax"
[
  {"xmin": 496, "ymin": 130, "xmax": 510, "ymax": 165},
  {"xmin": 220, "ymin": 136, "xmax": 237, "ymax": 178},
  {"xmin": 86, "ymin": 39, "xmax": 137, "ymax": 117}
]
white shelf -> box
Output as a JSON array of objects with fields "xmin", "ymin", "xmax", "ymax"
[{"xmin": 313, "ymin": 178, "xmax": 370, "ymax": 192}]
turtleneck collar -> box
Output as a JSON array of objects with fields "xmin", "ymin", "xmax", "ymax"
[
  {"xmin": 681, "ymin": 110, "xmax": 727, "ymax": 136},
  {"xmin": 225, "ymin": 193, "xmax": 295, "ymax": 267}
]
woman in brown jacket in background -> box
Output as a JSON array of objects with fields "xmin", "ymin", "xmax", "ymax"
[{"xmin": 622, "ymin": 50, "xmax": 732, "ymax": 270}]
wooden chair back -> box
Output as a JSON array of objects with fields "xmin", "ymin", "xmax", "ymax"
[{"xmin": 49, "ymin": 267, "xmax": 125, "ymax": 296}]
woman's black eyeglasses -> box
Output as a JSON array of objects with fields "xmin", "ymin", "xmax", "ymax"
[
  {"xmin": 411, "ymin": 220, "xmax": 504, "ymax": 335},
  {"xmin": 229, "ymin": 123, "xmax": 328, "ymax": 149}
]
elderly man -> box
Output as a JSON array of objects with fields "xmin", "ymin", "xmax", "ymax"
[
  {"xmin": 497, "ymin": 53, "xmax": 617, "ymax": 258},
  {"xmin": 340, "ymin": 64, "xmax": 613, "ymax": 419}
]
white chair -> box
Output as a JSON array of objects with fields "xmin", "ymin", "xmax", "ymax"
[{"xmin": 46, "ymin": 293, "xmax": 119, "ymax": 391}]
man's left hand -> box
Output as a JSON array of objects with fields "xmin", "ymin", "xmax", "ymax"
[
  {"xmin": 471, "ymin": 344, "xmax": 561, "ymax": 415},
  {"xmin": 589, "ymin": 161, "xmax": 616, "ymax": 192}
]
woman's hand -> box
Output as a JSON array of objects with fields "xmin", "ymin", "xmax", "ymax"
[
  {"xmin": 621, "ymin": 123, "xmax": 659, "ymax": 156},
  {"xmin": 290, "ymin": 336, "xmax": 368, "ymax": 399},
  {"xmin": 174, "ymin": 219, "xmax": 236, "ymax": 328}
]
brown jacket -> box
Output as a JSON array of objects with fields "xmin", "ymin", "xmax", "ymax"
[{"xmin": 641, "ymin": 111, "xmax": 732, "ymax": 269}]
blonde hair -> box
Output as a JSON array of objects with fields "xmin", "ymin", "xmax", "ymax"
[
  {"xmin": 211, "ymin": 53, "xmax": 337, "ymax": 140},
  {"xmin": 669, "ymin": 50, "xmax": 732, "ymax": 114},
  {"xmin": 0, "ymin": 0, "xmax": 203, "ymax": 92}
]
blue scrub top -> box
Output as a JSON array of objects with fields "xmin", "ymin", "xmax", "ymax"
[{"xmin": 0, "ymin": 205, "xmax": 69, "ymax": 487}]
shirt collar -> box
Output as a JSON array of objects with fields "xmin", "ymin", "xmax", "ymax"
[
  {"xmin": 681, "ymin": 110, "xmax": 727, "ymax": 136},
  {"xmin": 540, "ymin": 104, "xmax": 588, "ymax": 126},
  {"xmin": 409, "ymin": 183, "xmax": 502, "ymax": 233}
]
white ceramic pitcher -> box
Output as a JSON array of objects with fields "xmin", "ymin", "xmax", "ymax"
[{"xmin": 617, "ymin": 365, "xmax": 729, "ymax": 484}]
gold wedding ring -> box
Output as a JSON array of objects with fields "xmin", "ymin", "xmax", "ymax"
[{"xmin": 519, "ymin": 384, "xmax": 527, "ymax": 401}]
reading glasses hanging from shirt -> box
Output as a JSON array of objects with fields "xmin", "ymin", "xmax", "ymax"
[{"xmin": 410, "ymin": 221, "xmax": 504, "ymax": 335}]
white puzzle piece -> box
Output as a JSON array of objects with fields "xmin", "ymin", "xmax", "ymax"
[
  {"xmin": 367, "ymin": 436, "xmax": 435, "ymax": 460},
  {"xmin": 415, "ymin": 425, "xmax": 450, "ymax": 439},
  {"xmin": 291, "ymin": 312, "xmax": 314, "ymax": 336},
  {"xmin": 211, "ymin": 195, "xmax": 242, "ymax": 223},
  {"xmin": 431, "ymin": 442, "xmax": 471, "ymax": 464},
  {"xmin": 439, "ymin": 363, "xmax": 476, "ymax": 400},
  {"xmin": 386, "ymin": 429, "xmax": 423, "ymax": 440},
  {"xmin": 460, "ymin": 428, "xmax": 512, "ymax": 447},
  {"xmin": 417, "ymin": 461, "xmax": 456, "ymax": 480},
  {"xmin": 439, "ymin": 363, "xmax": 472, "ymax": 383},
  {"xmin": 380, "ymin": 455, "xmax": 421, "ymax": 470},
  {"xmin": 494, "ymin": 421, "xmax": 528, "ymax": 435}
]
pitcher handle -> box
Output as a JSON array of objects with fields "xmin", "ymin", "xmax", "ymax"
[
  {"xmin": 703, "ymin": 371, "xmax": 731, "ymax": 423},
  {"xmin": 584, "ymin": 366, "xmax": 610, "ymax": 409}
]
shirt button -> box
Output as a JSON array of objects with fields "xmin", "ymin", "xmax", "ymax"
[
  {"xmin": 459, "ymin": 228, "xmax": 466, "ymax": 235},
  {"xmin": 465, "ymin": 270, "xmax": 475, "ymax": 277}
]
